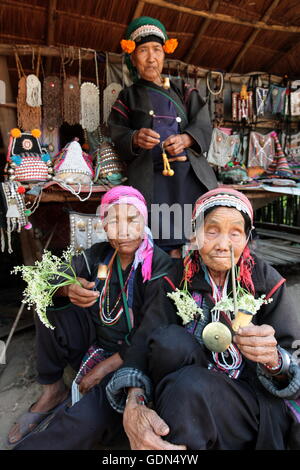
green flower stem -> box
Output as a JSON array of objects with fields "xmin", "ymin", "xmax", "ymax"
[{"xmin": 48, "ymin": 279, "xmax": 82, "ymax": 296}]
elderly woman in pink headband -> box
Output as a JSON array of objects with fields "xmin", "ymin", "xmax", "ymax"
[
  {"xmin": 107, "ymin": 187, "xmax": 300, "ymax": 450},
  {"xmin": 9, "ymin": 186, "xmax": 172, "ymax": 450}
]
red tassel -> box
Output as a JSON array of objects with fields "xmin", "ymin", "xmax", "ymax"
[
  {"xmin": 237, "ymin": 246, "xmax": 255, "ymax": 295},
  {"xmin": 182, "ymin": 251, "xmax": 199, "ymax": 286}
]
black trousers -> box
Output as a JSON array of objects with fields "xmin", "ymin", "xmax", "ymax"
[
  {"xmin": 35, "ymin": 304, "xmax": 97, "ymax": 385},
  {"xmin": 147, "ymin": 324, "xmax": 291, "ymax": 450},
  {"xmin": 15, "ymin": 305, "xmax": 123, "ymax": 450}
]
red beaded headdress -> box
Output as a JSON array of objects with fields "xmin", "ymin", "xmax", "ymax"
[{"xmin": 184, "ymin": 188, "xmax": 255, "ymax": 294}]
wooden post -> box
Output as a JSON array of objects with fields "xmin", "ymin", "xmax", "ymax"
[
  {"xmin": 45, "ymin": 0, "xmax": 58, "ymax": 75},
  {"xmin": 0, "ymin": 56, "xmax": 17, "ymax": 149},
  {"xmin": 230, "ymin": 0, "xmax": 281, "ymax": 72},
  {"xmin": 184, "ymin": 0, "xmax": 220, "ymax": 64},
  {"xmin": 132, "ymin": 1, "xmax": 145, "ymax": 19},
  {"xmin": 143, "ymin": 0, "xmax": 300, "ymax": 33},
  {"xmin": 0, "ymin": 44, "xmax": 96, "ymax": 60}
]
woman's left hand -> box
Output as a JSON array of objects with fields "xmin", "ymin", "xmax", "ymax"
[
  {"xmin": 78, "ymin": 352, "xmax": 123, "ymax": 394},
  {"xmin": 79, "ymin": 363, "xmax": 106, "ymax": 394},
  {"xmin": 233, "ymin": 323, "xmax": 279, "ymax": 367}
]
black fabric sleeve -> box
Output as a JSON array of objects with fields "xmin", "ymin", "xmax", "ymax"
[
  {"xmin": 108, "ymin": 88, "xmax": 144, "ymax": 163},
  {"xmin": 254, "ymin": 261, "xmax": 300, "ymax": 399},
  {"xmin": 255, "ymin": 263, "xmax": 300, "ymax": 354},
  {"xmin": 122, "ymin": 271, "xmax": 182, "ymax": 374},
  {"xmin": 116, "ymin": 247, "xmax": 174, "ymax": 360},
  {"xmin": 183, "ymin": 88, "xmax": 212, "ymax": 155}
]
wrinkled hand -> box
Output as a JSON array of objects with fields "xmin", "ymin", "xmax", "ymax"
[
  {"xmin": 133, "ymin": 128, "xmax": 160, "ymax": 150},
  {"xmin": 79, "ymin": 364, "xmax": 105, "ymax": 394},
  {"xmin": 124, "ymin": 402, "xmax": 187, "ymax": 450},
  {"xmin": 233, "ymin": 323, "xmax": 278, "ymax": 367},
  {"xmin": 67, "ymin": 277, "xmax": 99, "ymax": 308},
  {"xmin": 164, "ymin": 133, "xmax": 194, "ymax": 156}
]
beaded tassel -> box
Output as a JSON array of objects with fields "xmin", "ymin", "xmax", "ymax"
[{"xmin": 162, "ymin": 149, "xmax": 174, "ymax": 176}]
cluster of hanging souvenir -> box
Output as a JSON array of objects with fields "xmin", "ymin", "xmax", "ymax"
[
  {"xmin": 205, "ymin": 73, "xmax": 300, "ymax": 185},
  {"xmin": 230, "ymin": 76, "xmax": 300, "ymax": 124},
  {"xmin": 11, "ymin": 49, "xmax": 127, "ymax": 186},
  {"xmin": 207, "ymin": 126, "xmax": 300, "ymax": 184},
  {"xmin": 0, "ymin": 49, "xmax": 129, "ymax": 253}
]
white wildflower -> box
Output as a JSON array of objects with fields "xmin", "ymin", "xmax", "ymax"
[
  {"xmin": 12, "ymin": 248, "xmax": 80, "ymax": 329},
  {"xmin": 167, "ymin": 289, "xmax": 204, "ymax": 325},
  {"xmin": 212, "ymin": 295, "xmax": 234, "ymax": 313},
  {"xmin": 213, "ymin": 291, "xmax": 273, "ymax": 316}
]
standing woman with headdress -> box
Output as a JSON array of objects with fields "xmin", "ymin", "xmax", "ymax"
[{"xmin": 109, "ymin": 16, "xmax": 217, "ymax": 258}]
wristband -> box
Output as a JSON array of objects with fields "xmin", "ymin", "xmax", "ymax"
[
  {"xmin": 126, "ymin": 392, "xmax": 146, "ymax": 406},
  {"xmin": 262, "ymin": 346, "xmax": 291, "ymax": 376},
  {"xmin": 263, "ymin": 352, "xmax": 282, "ymax": 373}
]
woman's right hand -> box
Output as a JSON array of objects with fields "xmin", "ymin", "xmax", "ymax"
[
  {"xmin": 124, "ymin": 389, "xmax": 187, "ymax": 450},
  {"xmin": 65, "ymin": 277, "xmax": 99, "ymax": 307},
  {"xmin": 133, "ymin": 128, "xmax": 160, "ymax": 150}
]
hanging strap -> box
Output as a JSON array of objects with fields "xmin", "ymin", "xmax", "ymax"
[
  {"xmin": 61, "ymin": 48, "xmax": 67, "ymax": 82},
  {"xmin": 121, "ymin": 53, "xmax": 125, "ymax": 89},
  {"xmin": 140, "ymin": 84, "xmax": 188, "ymax": 122},
  {"xmin": 94, "ymin": 50, "xmax": 99, "ymax": 89},
  {"xmin": 35, "ymin": 48, "xmax": 41, "ymax": 77},
  {"xmin": 14, "ymin": 50, "xmax": 26, "ymax": 79},
  {"xmin": 117, "ymin": 255, "xmax": 133, "ymax": 332},
  {"xmin": 78, "ymin": 48, "xmax": 82, "ymax": 86}
]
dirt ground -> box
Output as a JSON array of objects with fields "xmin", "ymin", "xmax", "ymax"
[{"xmin": 1, "ymin": 267, "xmax": 300, "ymax": 450}]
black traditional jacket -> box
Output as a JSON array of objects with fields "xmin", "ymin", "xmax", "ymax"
[
  {"xmin": 108, "ymin": 78, "xmax": 218, "ymax": 205},
  {"xmin": 122, "ymin": 256, "xmax": 300, "ymax": 374},
  {"xmin": 54, "ymin": 242, "xmax": 173, "ymax": 359},
  {"xmin": 107, "ymin": 255, "xmax": 300, "ymax": 447}
]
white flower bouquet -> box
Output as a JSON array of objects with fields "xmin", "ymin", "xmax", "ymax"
[
  {"xmin": 212, "ymin": 288, "xmax": 273, "ymax": 317},
  {"xmin": 167, "ymin": 289, "xmax": 204, "ymax": 325},
  {"xmin": 12, "ymin": 248, "xmax": 80, "ymax": 330}
]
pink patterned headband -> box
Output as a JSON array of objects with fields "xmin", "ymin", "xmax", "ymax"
[
  {"xmin": 99, "ymin": 186, "xmax": 148, "ymax": 225},
  {"xmin": 99, "ymin": 186, "xmax": 153, "ymax": 282}
]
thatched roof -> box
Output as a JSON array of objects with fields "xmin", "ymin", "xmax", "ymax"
[{"xmin": 1, "ymin": 0, "xmax": 300, "ymax": 96}]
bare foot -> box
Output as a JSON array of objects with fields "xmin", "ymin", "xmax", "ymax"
[
  {"xmin": 31, "ymin": 379, "xmax": 69, "ymax": 413},
  {"xmin": 8, "ymin": 379, "xmax": 69, "ymax": 445}
]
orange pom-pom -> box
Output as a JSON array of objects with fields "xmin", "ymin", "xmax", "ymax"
[
  {"xmin": 10, "ymin": 128, "xmax": 21, "ymax": 139},
  {"xmin": 120, "ymin": 39, "xmax": 136, "ymax": 54},
  {"xmin": 31, "ymin": 129, "xmax": 41, "ymax": 139},
  {"xmin": 17, "ymin": 185, "xmax": 26, "ymax": 194},
  {"xmin": 163, "ymin": 39, "xmax": 178, "ymax": 54}
]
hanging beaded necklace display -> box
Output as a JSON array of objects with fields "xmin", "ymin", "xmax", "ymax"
[
  {"xmin": 99, "ymin": 254, "xmax": 134, "ymax": 330},
  {"xmin": 207, "ymin": 271, "xmax": 243, "ymax": 372}
]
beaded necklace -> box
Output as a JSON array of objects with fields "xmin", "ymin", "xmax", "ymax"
[
  {"xmin": 207, "ymin": 270, "xmax": 243, "ymax": 372},
  {"xmin": 99, "ymin": 255, "xmax": 134, "ymax": 330}
]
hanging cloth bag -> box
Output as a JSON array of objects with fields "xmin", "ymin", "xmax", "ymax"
[
  {"xmin": 103, "ymin": 52, "xmax": 123, "ymax": 124},
  {"xmin": 43, "ymin": 76, "xmax": 63, "ymax": 129},
  {"xmin": 80, "ymin": 50, "xmax": 100, "ymax": 132},
  {"xmin": 207, "ymin": 128, "xmax": 241, "ymax": 167},
  {"xmin": 15, "ymin": 51, "xmax": 42, "ymax": 130},
  {"xmin": 266, "ymin": 84, "xmax": 287, "ymax": 115},
  {"xmin": 248, "ymin": 131, "xmax": 275, "ymax": 169}
]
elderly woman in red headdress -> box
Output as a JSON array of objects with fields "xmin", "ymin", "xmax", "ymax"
[{"xmin": 107, "ymin": 188, "xmax": 300, "ymax": 450}]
